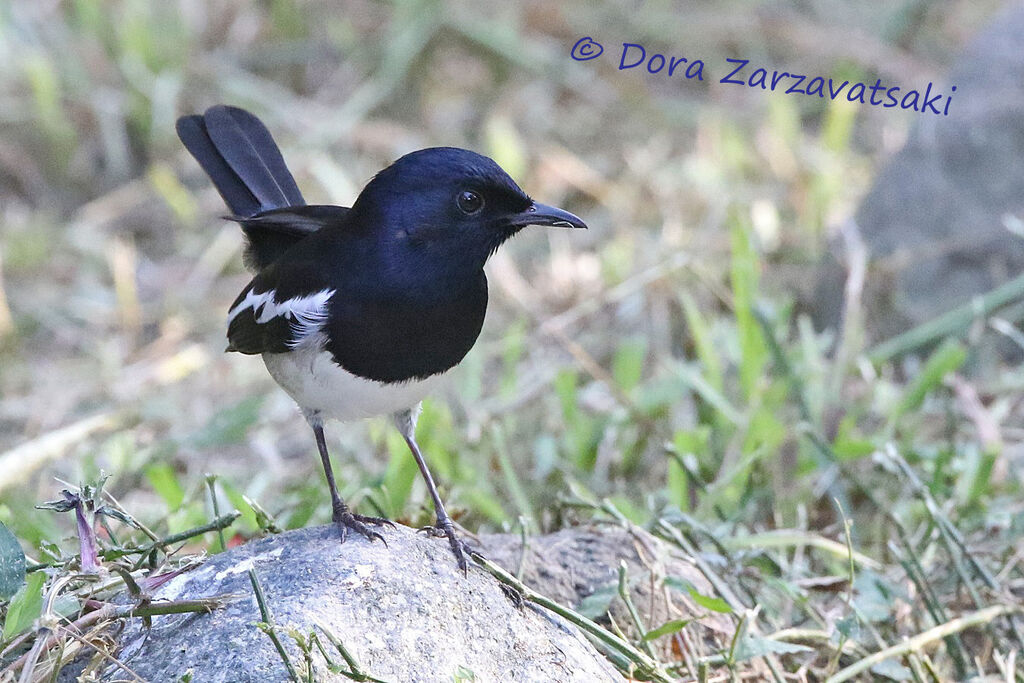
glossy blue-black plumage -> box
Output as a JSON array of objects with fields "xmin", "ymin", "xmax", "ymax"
[
  {"xmin": 225, "ymin": 217, "xmax": 491, "ymax": 382},
  {"xmin": 179, "ymin": 106, "xmax": 584, "ymax": 384}
]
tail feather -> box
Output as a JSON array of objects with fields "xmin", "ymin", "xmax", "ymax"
[{"xmin": 176, "ymin": 105, "xmax": 305, "ymax": 217}]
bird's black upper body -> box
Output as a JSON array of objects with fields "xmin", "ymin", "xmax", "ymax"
[{"xmin": 177, "ymin": 105, "xmax": 586, "ymax": 388}]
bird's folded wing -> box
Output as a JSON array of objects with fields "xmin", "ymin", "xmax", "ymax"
[
  {"xmin": 225, "ymin": 274, "xmax": 337, "ymax": 355},
  {"xmin": 231, "ymin": 205, "xmax": 350, "ymax": 271}
]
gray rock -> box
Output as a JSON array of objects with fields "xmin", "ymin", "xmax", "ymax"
[
  {"xmin": 479, "ymin": 526, "xmax": 730, "ymax": 657},
  {"xmin": 813, "ymin": 2, "xmax": 1024, "ymax": 348},
  {"xmin": 104, "ymin": 525, "xmax": 624, "ymax": 682}
]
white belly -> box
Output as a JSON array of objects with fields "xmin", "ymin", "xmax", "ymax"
[{"xmin": 262, "ymin": 348, "xmax": 442, "ymax": 421}]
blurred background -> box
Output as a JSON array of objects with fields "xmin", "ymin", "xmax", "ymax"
[{"xmin": 2, "ymin": 1, "xmax": 1023, "ymax": 675}]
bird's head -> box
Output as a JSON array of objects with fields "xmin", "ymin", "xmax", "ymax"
[{"xmin": 350, "ymin": 147, "xmax": 586, "ymax": 287}]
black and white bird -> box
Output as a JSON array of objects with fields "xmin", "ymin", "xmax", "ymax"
[{"xmin": 176, "ymin": 105, "xmax": 586, "ymax": 570}]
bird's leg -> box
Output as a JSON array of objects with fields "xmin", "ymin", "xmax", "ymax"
[
  {"xmin": 308, "ymin": 413, "xmax": 392, "ymax": 545},
  {"xmin": 394, "ymin": 408, "xmax": 473, "ymax": 573}
]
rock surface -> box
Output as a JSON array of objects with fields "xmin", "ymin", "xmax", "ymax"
[
  {"xmin": 104, "ymin": 525, "xmax": 624, "ymax": 682},
  {"xmin": 479, "ymin": 525, "xmax": 730, "ymax": 657}
]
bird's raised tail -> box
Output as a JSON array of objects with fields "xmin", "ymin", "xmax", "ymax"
[
  {"xmin": 176, "ymin": 105, "xmax": 306, "ymax": 218},
  {"xmin": 178, "ymin": 105, "xmax": 347, "ymax": 270}
]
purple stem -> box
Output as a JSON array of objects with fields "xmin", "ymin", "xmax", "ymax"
[{"xmin": 73, "ymin": 496, "xmax": 100, "ymax": 574}]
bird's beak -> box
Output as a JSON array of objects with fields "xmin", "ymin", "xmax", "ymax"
[{"xmin": 509, "ymin": 202, "xmax": 588, "ymax": 230}]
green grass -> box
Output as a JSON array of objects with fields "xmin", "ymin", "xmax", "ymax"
[{"xmin": 1, "ymin": 0, "xmax": 1022, "ymax": 680}]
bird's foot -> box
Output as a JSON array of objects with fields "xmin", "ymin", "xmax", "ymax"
[
  {"xmin": 418, "ymin": 517, "xmax": 475, "ymax": 574},
  {"xmin": 500, "ymin": 583, "xmax": 526, "ymax": 608},
  {"xmin": 333, "ymin": 505, "xmax": 394, "ymax": 546}
]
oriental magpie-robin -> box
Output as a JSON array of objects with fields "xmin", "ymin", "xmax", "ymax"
[{"xmin": 177, "ymin": 105, "xmax": 586, "ymax": 571}]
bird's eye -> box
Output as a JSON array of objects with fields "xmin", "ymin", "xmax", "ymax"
[{"xmin": 456, "ymin": 190, "xmax": 484, "ymax": 215}]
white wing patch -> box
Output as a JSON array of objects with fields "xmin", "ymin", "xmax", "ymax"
[{"xmin": 227, "ymin": 287, "xmax": 336, "ymax": 349}]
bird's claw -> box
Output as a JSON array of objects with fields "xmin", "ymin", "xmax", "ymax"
[
  {"xmin": 334, "ymin": 508, "xmax": 393, "ymax": 547},
  {"xmin": 500, "ymin": 583, "xmax": 525, "ymax": 608},
  {"xmin": 419, "ymin": 518, "xmax": 475, "ymax": 574},
  {"xmin": 417, "ymin": 523, "xmax": 446, "ymax": 538}
]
